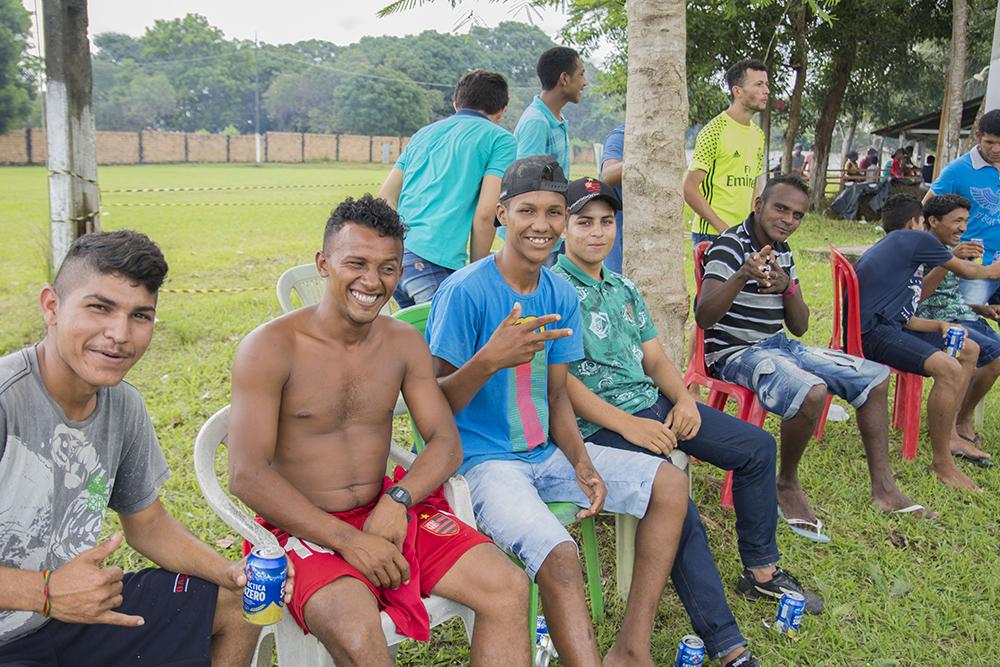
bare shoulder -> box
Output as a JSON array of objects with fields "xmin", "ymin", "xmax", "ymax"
[
  {"xmin": 234, "ymin": 308, "xmax": 312, "ymax": 376},
  {"xmin": 376, "ymin": 315, "xmax": 430, "ymax": 360}
]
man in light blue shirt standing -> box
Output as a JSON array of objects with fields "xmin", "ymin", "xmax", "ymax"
[
  {"xmin": 924, "ymin": 110, "xmax": 1000, "ymax": 306},
  {"xmin": 380, "ymin": 70, "xmax": 517, "ymax": 307},
  {"xmin": 507, "ymin": 46, "xmax": 587, "ymax": 255}
]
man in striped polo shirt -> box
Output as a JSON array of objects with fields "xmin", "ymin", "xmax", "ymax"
[{"xmin": 695, "ymin": 175, "xmax": 929, "ymax": 542}]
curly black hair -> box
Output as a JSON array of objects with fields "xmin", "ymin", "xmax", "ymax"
[
  {"xmin": 924, "ymin": 194, "xmax": 971, "ymax": 223},
  {"xmin": 881, "ymin": 193, "xmax": 924, "ymax": 233},
  {"xmin": 54, "ymin": 230, "xmax": 169, "ymax": 295},
  {"xmin": 324, "ymin": 194, "xmax": 407, "ymax": 250}
]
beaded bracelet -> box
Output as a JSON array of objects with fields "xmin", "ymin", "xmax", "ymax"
[{"xmin": 41, "ymin": 569, "xmax": 52, "ymax": 617}]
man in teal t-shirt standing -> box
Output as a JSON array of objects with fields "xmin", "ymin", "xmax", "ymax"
[{"xmin": 380, "ymin": 70, "xmax": 516, "ymax": 307}]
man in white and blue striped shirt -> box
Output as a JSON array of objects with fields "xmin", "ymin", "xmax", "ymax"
[{"xmin": 695, "ymin": 175, "xmax": 930, "ymax": 543}]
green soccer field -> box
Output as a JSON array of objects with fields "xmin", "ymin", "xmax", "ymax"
[{"xmin": 2, "ymin": 163, "xmax": 998, "ymax": 666}]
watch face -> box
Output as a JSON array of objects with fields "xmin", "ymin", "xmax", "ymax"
[{"xmin": 388, "ymin": 486, "xmax": 411, "ymax": 507}]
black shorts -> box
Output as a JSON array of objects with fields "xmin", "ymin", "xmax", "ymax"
[
  {"xmin": 0, "ymin": 569, "xmax": 218, "ymax": 667},
  {"xmin": 861, "ymin": 320, "xmax": 940, "ymax": 376}
]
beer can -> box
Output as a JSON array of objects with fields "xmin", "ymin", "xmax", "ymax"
[
  {"xmin": 970, "ymin": 238, "xmax": 985, "ymax": 263},
  {"xmin": 243, "ymin": 546, "xmax": 287, "ymax": 625},
  {"xmin": 945, "ymin": 325, "xmax": 965, "ymax": 358},
  {"xmin": 773, "ymin": 591, "xmax": 806, "ymax": 637},
  {"xmin": 674, "ymin": 634, "xmax": 705, "ymax": 666},
  {"xmin": 534, "ymin": 615, "xmax": 559, "ymax": 667}
]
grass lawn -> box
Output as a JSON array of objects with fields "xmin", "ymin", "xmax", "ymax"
[{"xmin": 1, "ymin": 163, "xmax": 998, "ymax": 666}]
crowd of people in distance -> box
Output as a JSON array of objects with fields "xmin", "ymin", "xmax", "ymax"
[{"xmin": 2, "ymin": 44, "xmax": 998, "ymax": 667}]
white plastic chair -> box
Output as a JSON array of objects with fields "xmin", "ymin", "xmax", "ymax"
[
  {"xmin": 193, "ymin": 405, "xmax": 476, "ymax": 667},
  {"xmin": 613, "ymin": 449, "xmax": 690, "ymax": 601},
  {"xmin": 276, "ymin": 264, "xmax": 325, "ymax": 314}
]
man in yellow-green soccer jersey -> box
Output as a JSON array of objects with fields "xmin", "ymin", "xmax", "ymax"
[{"xmin": 684, "ymin": 59, "xmax": 768, "ymax": 244}]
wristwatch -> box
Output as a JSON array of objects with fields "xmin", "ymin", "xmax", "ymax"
[{"xmin": 385, "ymin": 485, "xmax": 413, "ymax": 509}]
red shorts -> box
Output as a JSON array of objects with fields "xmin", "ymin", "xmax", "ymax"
[{"xmin": 246, "ymin": 473, "xmax": 489, "ymax": 641}]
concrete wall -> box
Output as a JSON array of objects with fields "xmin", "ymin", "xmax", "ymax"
[
  {"xmin": 229, "ymin": 135, "xmax": 257, "ymax": 163},
  {"xmin": 141, "ymin": 131, "xmax": 185, "ymax": 163},
  {"xmin": 96, "ymin": 131, "xmax": 140, "ymax": 164},
  {"xmin": 304, "ymin": 133, "xmax": 338, "ymax": 161},
  {"xmin": 187, "ymin": 133, "xmax": 227, "ymax": 162}
]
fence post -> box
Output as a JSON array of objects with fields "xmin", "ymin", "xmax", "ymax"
[
  {"xmin": 184, "ymin": 133, "xmax": 189, "ymax": 162},
  {"xmin": 335, "ymin": 133, "xmax": 340, "ymax": 162},
  {"xmin": 138, "ymin": 130, "xmax": 144, "ymax": 164},
  {"xmin": 226, "ymin": 135, "xmax": 231, "ymax": 163},
  {"xmin": 25, "ymin": 128, "xmax": 32, "ymax": 165},
  {"xmin": 264, "ymin": 133, "xmax": 269, "ymax": 162},
  {"xmin": 301, "ymin": 132, "xmax": 306, "ymax": 162},
  {"xmin": 369, "ymin": 135, "xmax": 373, "ymax": 163}
]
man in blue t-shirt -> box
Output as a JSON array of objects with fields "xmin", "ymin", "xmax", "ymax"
[
  {"xmin": 924, "ymin": 109, "xmax": 1000, "ymax": 305},
  {"xmin": 428, "ymin": 157, "xmax": 760, "ymax": 667},
  {"xmin": 857, "ymin": 194, "xmax": 1000, "ymax": 492},
  {"xmin": 380, "ymin": 70, "xmax": 517, "ymax": 307},
  {"xmin": 599, "ymin": 124, "xmax": 626, "ymax": 273}
]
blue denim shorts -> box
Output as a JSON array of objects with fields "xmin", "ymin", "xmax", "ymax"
[
  {"xmin": 462, "ymin": 443, "xmax": 663, "ymax": 579},
  {"xmin": 719, "ymin": 332, "xmax": 890, "ymax": 419},
  {"xmin": 392, "ymin": 251, "xmax": 455, "ymax": 308},
  {"xmin": 897, "ymin": 318, "xmax": 1000, "ymax": 369},
  {"xmin": 691, "ymin": 232, "xmax": 719, "ymax": 247},
  {"xmin": 958, "ymin": 277, "xmax": 1000, "ymax": 306}
]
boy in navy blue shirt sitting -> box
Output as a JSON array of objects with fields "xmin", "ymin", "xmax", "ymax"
[{"xmin": 856, "ymin": 194, "xmax": 1000, "ymax": 492}]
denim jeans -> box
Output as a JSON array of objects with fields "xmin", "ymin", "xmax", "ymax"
[
  {"xmin": 464, "ymin": 439, "xmax": 747, "ymax": 659},
  {"xmin": 589, "ymin": 393, "xmax": 780, "ymax": 571},
  {"xmin": 392, "ymin": 251, "xmax": 455, "ymax": 308}
]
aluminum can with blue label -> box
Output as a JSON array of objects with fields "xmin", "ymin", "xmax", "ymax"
[
  {"xmin": 534, "ymin": 615, "xmax": 558, "ymax": 667},
  {"xmin": 970, "ymin": 238, "xmax": 985, "ymax": 263},
  {"xmin": 243, "ymin": 546, "xmax": 287, "ymax": 625},
  {"xmin": 945, "ymin": 326, "xmax": 965, "ymax": 358},
  {"xmin": 773, "ymin": 591, "xmax": 805, "ymax": 637},
  {"xmin": 674, "ymin": 634, "xmax": 705, "ymax": 666}
]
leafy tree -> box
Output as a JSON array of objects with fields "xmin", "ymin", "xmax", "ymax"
[{"xmin": 0, "ymin": 0, "xmax": 34, "ymax": 133}]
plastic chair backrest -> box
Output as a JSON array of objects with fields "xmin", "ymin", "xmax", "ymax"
[
  {"xmin": 393, "ymin": 302, "xmax": 431, "ymax": 334},
  {"xmin": 392, "ymin": 302, "xmax": 432, "ymax": 453},
  {"xmin": 829, "ymin": 246, "xmax": 864, "ymax": 357},
  {"xmin": 276, "ymin": 264, "xmax": 324, "ymax": 313},
  {"xmin": 689, "ymin": 241, "xmax": 712, "ymax": 377}
]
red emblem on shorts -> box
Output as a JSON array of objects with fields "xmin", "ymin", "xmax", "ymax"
[
  {"xmin": 585, "ymin": 179, "xmax": 601, "ymax": 193},
  {"xmin": 421, "ymin": 511, "xmax": 459, "ymax": 537},
  {"xmin": 173, "ymin": 573, "xmax": 190, "ymax": 593}
]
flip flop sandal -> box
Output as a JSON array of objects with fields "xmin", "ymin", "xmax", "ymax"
[
  {"xmin": 958, "ymin": 432, "xmax": 983, "ymax": 447},
  {"xmin": 891, "ymin": 504, "xmax": 926, "ymax": 515},
  {"xmin": 953, "ymin": 451, "xmax": 994, "ymax": 468},
  {"xmin": 778, "ymin": 507, "xmax": 831, "ymax": 543}
]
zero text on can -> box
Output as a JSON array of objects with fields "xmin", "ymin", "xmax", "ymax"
[{"xmin": 243, "ymin": 546, "xmax": 287, "ymax": 626}]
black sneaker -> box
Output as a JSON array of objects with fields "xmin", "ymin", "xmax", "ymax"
[
  {"xmin": 725, "ymin": 649, "xmax": 760, "ymax": 667},
  {"xmin": 736, "ymin": 567, "xmax": 825, "ymax": 614}
]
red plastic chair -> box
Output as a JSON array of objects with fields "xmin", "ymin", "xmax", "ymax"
[
  {"xmin": 813, "ymin": 246, "xmax": 923, "ymax": 460},
  {"xmin": 684, "ymin": 242, "xmax": 766, "ymax": 509}
]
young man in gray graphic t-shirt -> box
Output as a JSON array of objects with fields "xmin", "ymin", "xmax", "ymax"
[{"xmin": 0, "ymin": 231, "xmax": 267, "ymax": 666}]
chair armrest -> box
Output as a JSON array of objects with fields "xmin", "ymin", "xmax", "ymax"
[
  {"xmin": 443, "ymin": 475, "xmax": 475, "ymax": 526},
  {"xmin": 193, "ymin": 406, "xmax": 280, "ymax": 550},
  {"xmin": 387, "ymin": 441, "xmax": 475, "ymax": 527}
]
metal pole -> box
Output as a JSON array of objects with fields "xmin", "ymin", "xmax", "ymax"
[
  {"xmin": 254, "ymin": 33, "xmax": 261, "ymax": 163},
  {"xmin": 44, "ymin": 0, "xmax": 100, "ymax": 277},
  {"xmin": 986, "ymin": 2, "xmax": 1000, "ymax": 111}
]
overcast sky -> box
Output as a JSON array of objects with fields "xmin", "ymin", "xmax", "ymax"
[{"xmin": 23, "ymin": 0, "xmax": 577, "ymax": 52}]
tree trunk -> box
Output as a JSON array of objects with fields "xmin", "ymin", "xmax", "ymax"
[
  {"xmin": 622, "ymin": 0, "xmax": 689, "ymax": 362},
  {"xmin": 809, "ymin": 42, "xmax": 857, "ymax": 210},
  {"xmin": 44, "ymin": 0, "xmax": 101, "ymax": 277},
  {"xmin": 838, "ymin": 113, "xmax": 858, "ymax": 190},
  {"xmin": 782, "ymin": 5, "xmax": 808, "ymax": 173},
  {"xmin": 760, "ymin": 52, "xmax": 776, "ymax": 176},
  {"xmin": 938, "ymin": 0, "xmax": 969, "ymax": 168}
]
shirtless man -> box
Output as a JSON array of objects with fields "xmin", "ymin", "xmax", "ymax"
[{"xmin": 228, "ymin": 194, "xmax": 529, "ymax": 666}]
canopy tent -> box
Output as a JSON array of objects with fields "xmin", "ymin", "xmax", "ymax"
[{"xmin": 871, "ymin": 95, "xmax": 984, "ymax": 138}]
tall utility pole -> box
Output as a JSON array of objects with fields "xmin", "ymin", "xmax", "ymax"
[
  {"xmin": 987, "ymin": 1, "xmax": 1000, "ymax": 111},
  {"xmin": 44, "ymin": 0, "xmax": 100, "ymax": 276},
  {"xmin": 254, "ymin": 33, "xmax": 261, "ymax": 163}
]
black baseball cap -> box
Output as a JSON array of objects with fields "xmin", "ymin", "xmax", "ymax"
[
  {"xmin": 495, "ymin": 156, "xmax": 568, "ymax": 226},
  {"xmin": 566, "ymin": 177, "xmax": 622, "ymax": 214}
]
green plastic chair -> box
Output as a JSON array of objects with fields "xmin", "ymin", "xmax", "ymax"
[{"xmin": 391, "ymin": 302, "xmax": 606, "ymax": 633}]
